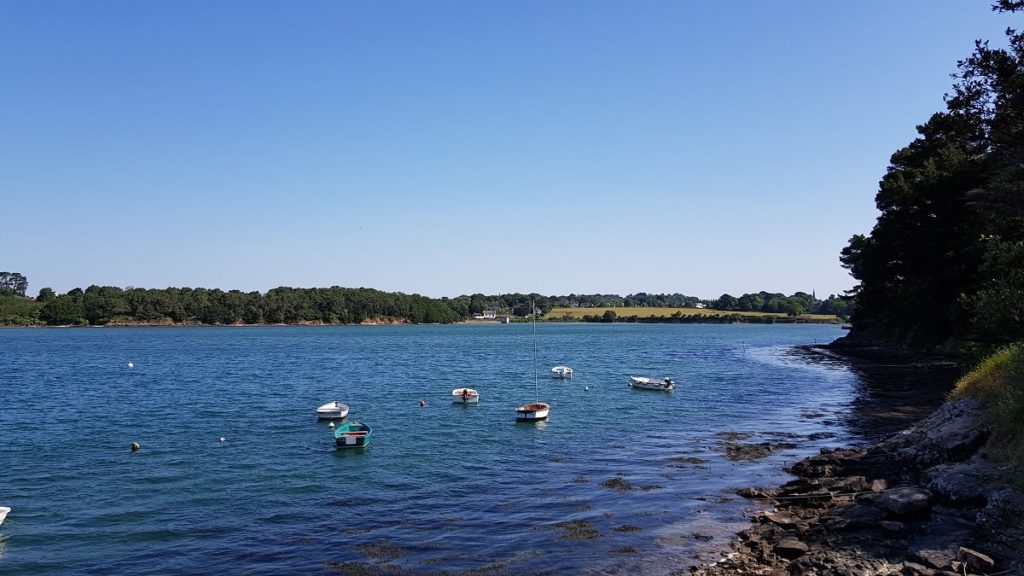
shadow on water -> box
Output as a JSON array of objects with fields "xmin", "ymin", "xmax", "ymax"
[{"xmin": 792, "ymin": 346, "xmax": 960, "ymax": 443}]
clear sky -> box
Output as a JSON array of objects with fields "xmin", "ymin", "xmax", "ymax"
[{"xmin": 2, "ymin": 1, "xmax": 1015, "ymax": 300}]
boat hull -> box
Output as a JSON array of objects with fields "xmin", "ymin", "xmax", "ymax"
[
  {"xmin": 316, "ymin": 401, "xmax": 350, "ymax": 420},
  {"xmin": 550, "ymin": 366, "xmax": 573, "ymax": 379},
  {"xmin": 628, "ymin": 376, "xmax": 675, "ymax": 391},
  {"xmin": 515, "ymin": 402, "xmax": 550, "ymax": 421},
  {"xmin": 0, "ymin": 506, "xmax": 9, "ymax": 526},
  {"xmin": 334, "ymin": 422, "xmax": 371, "ymax": 449},
  {"xmin": 451, "ymin": 388, "xmax": 480, "ymax": 404}
]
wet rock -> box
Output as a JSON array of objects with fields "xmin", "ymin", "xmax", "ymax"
[
  {"xmin": 977, "ymin": 488, "xmax": 1024, "ymax": 571},
  {"xmin": 667, "ymin": 456, "xmax": 707, "ymax": 468},
  {"xmin": 693, "ymin": 397, "xmax": 1021, "ymax": 576},
  {"xmin": 821, "ymin": 475, "xmax": 870, "ymax": 495},
  {"xmin": 879, "ymin": 398, "xmax": 990, "ymax": 467},
  {"xmin": 757, "ymin": 510, "xmax": 802, "ymax": 529},
  {"xmin": 552, "ymin": 519, "xmax": 600, "ymax": 541},
  {"xmin": 600, "ymin": 476, "xmax": 633, "ymax": 493},
  {"xmin": 900, "ymin": 561, "xmax": 936, "ymax": 575},
  {"xmin": 881, "ymin": 487, "xmax": 933, "ymax": 517},
  {"xmin": 908, "ymin": 542, "xmax": 959, "ymax": 570},
  {"xmin": 773, "ymin": 538, "xmax": 808, "ymax": 559},
  {"xmin": 838, "ymin": 502, "xmax": 887, "ymax": 529},
  {"xmin": 879, "ymin": 520, "xmax": 905, "ymax": 534},
  {"xmin": 789, "ymin": 550, "xmax": 900, "ymax": 575},
  {"xmin": 355, "ymin": 540, "xmax": 405, "ymax": 561},
  {"xmin": 956, "ymin": 546, "xmax": 995, "ymax": 572},
  {"xmin": 924, "ymin": 455, "xmax": 1002, "ymax": 507},
  {"xmin": 736, "ymin": 487, "xmax": 776, "ymax": 500},
  {"xmin": 723, "ymin": 442, "xmax": 774, "ymax": 461}
]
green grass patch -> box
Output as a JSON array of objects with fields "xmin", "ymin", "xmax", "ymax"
[{"xmin": 951, "ymin": 343, "xmax": 1024, "ymax": 468}]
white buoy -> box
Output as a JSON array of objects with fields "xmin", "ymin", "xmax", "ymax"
[
  {"xmin": 219, "ymin": 437, "xmax": 226, "ymax": 443},
  {"xmin": 584, "ymin": 385, "xmax": 589, "ymax": 392},
  {"xmin": 130, "ymin": 442, "xmax": 140, "ymax": 452},
  {"xmin": 127, "ymin": 362, "xmax": 134, "ymax": 369},
  {"xmin": 328, "ymin": 422, "xmax": 335, "ymax": 429}
]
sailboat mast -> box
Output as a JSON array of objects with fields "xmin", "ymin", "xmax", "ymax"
[{"xmin": 532, "ymin": 300, "xmax": 539, "ymax": 401}]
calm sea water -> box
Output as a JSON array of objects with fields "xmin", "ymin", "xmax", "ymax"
[{"xmin": 1, "ymin": 324, "xmax": 856, "ymax": 575}]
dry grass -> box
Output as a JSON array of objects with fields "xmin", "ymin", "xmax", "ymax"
[
  {"xmin": 951, "ymin": 343, "xmax": 1024, "ymax": 468},
  {"xmin": 544, "ymin": 306, "xmax": 838, "ymax": 322}
]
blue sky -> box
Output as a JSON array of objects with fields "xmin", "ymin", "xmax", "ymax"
[{"xmin": 2, "ymin": 1, "xmax": 1014, "ymax": 299}]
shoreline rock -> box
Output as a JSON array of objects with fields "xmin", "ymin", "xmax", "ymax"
[{"xmin": 693, "ymin": 398, "xmax": 1023, "ymax": 576}]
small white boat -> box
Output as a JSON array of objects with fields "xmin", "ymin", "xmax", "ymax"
[
  {"xmin": 452, "ymin": 387, "xmax": 480, "ymax": 404},
  {"xmin": 515, "ymin": 401, "xmax": 550, "ymax": 421},
  {"xmin": 0, "ymin": 506, "xmax": 9, "ymax": 526},
  {"xmin": 550, "ymin": 366, "xmax": 573, "ymax": 379},
  {"xmin": 628, "ymin": 376, "xmax": 675, "ymax": 391},
  {"xmin": 316, "ymin": 401, "xmax": 350, "ymax": 420}
]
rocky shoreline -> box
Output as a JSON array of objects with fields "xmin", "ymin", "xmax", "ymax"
[{"xmin": 693, "ymin": 397, "xmax": 1024, "ymax": 576}]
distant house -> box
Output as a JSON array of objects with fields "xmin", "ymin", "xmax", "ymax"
[
  {"xmin": 694, "ymin": 303, "xmax": 706, "ymax": 309},
  {"xmin": 473, "ymin": 310, "xmax": 497, "ymax": 320}
]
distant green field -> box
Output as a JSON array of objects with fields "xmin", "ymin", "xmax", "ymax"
[{"xmin": 544, "ymin": 306, "xmax": 839, "ymax": 322}]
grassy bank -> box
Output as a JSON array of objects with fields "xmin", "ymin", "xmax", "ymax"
[
  {"xmin": 950, "ymin": 343, "xmax": 1024, "ymax": 467},
  {"xmin": 545, "ymin": 306, "xmax": 840, "ymax": 323}
]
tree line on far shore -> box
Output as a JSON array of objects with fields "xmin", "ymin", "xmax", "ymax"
[{"xmin": 0, "ymin": 277, "xmax": 849, "ymax": 327}]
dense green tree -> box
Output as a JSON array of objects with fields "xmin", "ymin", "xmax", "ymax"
[
  {"xmin": 715, "ymin": 294, "xmax": 738, "ymax": 310},
  {"xmin": 39, "ymin": 297, "xmax": 86, "ymax": 325},
  {"xmin": 0, "ymin": 272, "xmax": 28, "ymax": 296},
  {"xmin": 36, "ymin": 287, "xmax": 56, "ymax": 302},
  {"xmin": 842, "ymin": 2, "xmax": 1024, "ymax": 349}
]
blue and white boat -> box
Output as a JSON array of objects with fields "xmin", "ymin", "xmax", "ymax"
[{"xmin": 334, "ymin": 421, "xmax": 371, "ymax": 449}]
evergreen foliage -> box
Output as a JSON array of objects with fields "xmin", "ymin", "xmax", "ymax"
[{"xmin": 841, "ymin": 2, "xmax": 1024, "ymax": 349}]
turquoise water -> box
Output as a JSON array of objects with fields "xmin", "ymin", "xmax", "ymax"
[{"xmin": 0, "ymin": 324, "xmax": 854, "ymax": 575}]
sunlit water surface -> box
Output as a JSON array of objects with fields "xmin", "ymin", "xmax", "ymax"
[{"xmin": 1, "ymin": 324, "xmax": 857, "ymax": 574}]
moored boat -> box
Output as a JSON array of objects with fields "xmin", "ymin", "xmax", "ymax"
[
  {"xmin": 452, "ymin": 387, "xmax": 480, "ymax": 404},
  {"xmin": 516, "ymin": 302, "xmax": 550, "ymax": 422},
  {"xmin": 628, "ymin": 376, "xmax": 675, "ymax": 391},
  {"xmin": 550, "ymin": 366, "xmax": 573, "ymax": 379},
  {"xmin": 334, "ymin": 421, "xmax": 371, "ymax": 448},
  {"xmin": 515, "ymin": 401, "xmax": 550, "ymax": 421},
  {"xmin": 316, "ymin": 401, "xmax": 350, "ymax": 420}
]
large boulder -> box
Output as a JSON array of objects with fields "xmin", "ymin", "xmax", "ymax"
[
  {"xmin": 923, "ymin": 455, "xmax": 1002, "ymax": 506},
  {"xmin": 878, "ymin": 399, "xmax": 990, "ymax": 467},
  {"xmin": 881, "ymin": 487, "xmax": 933, "ymax": 517}
]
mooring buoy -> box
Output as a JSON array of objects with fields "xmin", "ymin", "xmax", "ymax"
[{"xmin": 130, "ymin": 442, "xmax": 140, "ymax": 452}]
